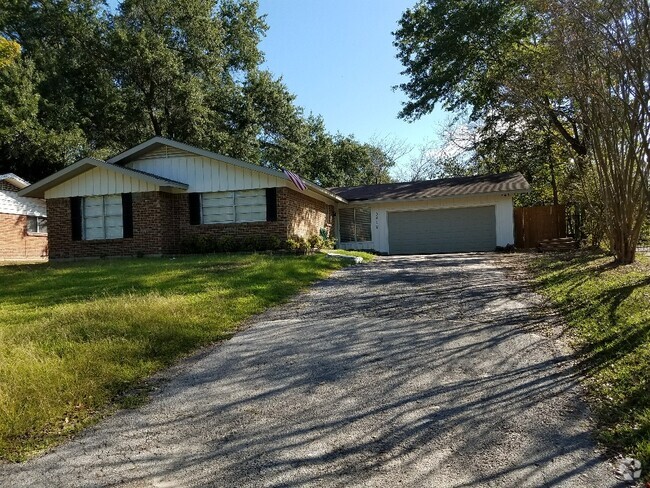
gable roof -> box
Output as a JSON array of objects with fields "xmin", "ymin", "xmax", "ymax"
[
  {"xmin": 330, "ymin": 172, "xmax": 530, "ymax": 202},
  {"xmin": 18, "ymin": 157, "xmax": 188, "ymax": 198},
  {"xmin": 107, "ymin": 137, "xmax": 347, "ymax": 204},
  {"xmin": 0, "ymin": 173, "xmax": 30, "ymax": 190}
]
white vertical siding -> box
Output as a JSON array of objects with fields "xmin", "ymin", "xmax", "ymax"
[
  {"xmin": 126, "ymin": 148, "xmax": 286, "ymax": 192},
  {"xmin": 41, "ymin": 145, "xmax": 337, "ymax": 206},
  {"xmin": 44, "ymin": 166, "xmax": 160, "ymax": 198},
  {"xmin": 337, "ymin": 194, "xmax": 516, "ymax": 254}
]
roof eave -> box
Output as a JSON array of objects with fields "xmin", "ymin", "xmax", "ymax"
[
  {"xmin": 340, "ymin": 187, "xmax": 530, "ymax": 204},
  {"xmin": 0, "ymin": 173, "xmax": 30, "ymax": 189},
  {"xmin": 108, "ymin": 136, "xmax": 345, "ymax": 204},
  {"xmin": 18, "ymin": 159, "xmax": 99, "ymax": 198},
  {"xmin": 303, "ymin": 181, "xmax": 348, "ymax": 203},
  {"xmin": 108, "ymin": 137, "xmax": 287, "ymax": 181}
]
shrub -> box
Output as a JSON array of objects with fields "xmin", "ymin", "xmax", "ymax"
[
  {"xmin": 215, "ymin": 236, "xmax": 237, "ymax": 253},
  {"xmin": 180, "ymin": 234, "xmax": 282, "ymax": 254},
  {"xmin": 285, "ymin": 236, "xmax": 310, "ymax": 253},
  {"xmin": 307, "ymin": 234, "xmax": 325, "ymax": 250},
  {"xmin": 239, "ymin": 236, "xmax": 259, "ymax": 252},
  {"xmin": 265, "ymin": 235, "xmax": 282, "ymax": 251},
  {"xmin": 285, "ymin": 238, "xmax": 298, "ymax": 252},
  {"xmin": 322, "ymin": 237, "xmax": 336, "ymax": 249},
  {"xmin": 180, "ymin": 235, "xmax": 211, "ymax": 254}
]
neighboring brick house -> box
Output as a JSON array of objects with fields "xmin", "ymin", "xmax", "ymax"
[
  {"xmin": 0, "ymin": 173, "xmax": 48, "ymax": 260},
  {"xmin": 18, "ymin": 138, "xmax": 343, "ymax": 259}
]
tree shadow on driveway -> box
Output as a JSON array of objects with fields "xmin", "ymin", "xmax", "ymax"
[{"xmin": 0, "ymin": 254, "xmax": 620, "ymax": 487}]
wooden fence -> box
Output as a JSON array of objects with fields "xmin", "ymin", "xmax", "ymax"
[{"xmin": 514, "ymin": 205, "xmax": 567, "ymax": 249}]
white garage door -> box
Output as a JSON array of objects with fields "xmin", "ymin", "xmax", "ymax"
[{"xmin": 388, "ymin": 206, "xmax": 496, "ymax": 254}]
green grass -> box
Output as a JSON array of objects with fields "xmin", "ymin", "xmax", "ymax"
[
  {"xmin": 0, "ymin": 253, "xmax": 356, "ymax": 461},
  {"xmin": 529, "ymin": 251, "xmax": 650, "ymax": 468}
]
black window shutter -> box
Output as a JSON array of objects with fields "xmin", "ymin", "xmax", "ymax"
[
  {"xmin": 189, "ymin": 193, "xmax": 201, "ymax": 225},
  {"xmin": 70, "ymin": 197, "xmax": 83, "ymax": 241},
  {"xmin": 122, "ymin": 193, "xmax": 133, "ymax": 238},
  {"xmin": 266, "ymin": 188, "xmax": 277, "ymax": 222}
]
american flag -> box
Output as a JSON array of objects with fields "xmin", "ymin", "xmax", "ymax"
[{"xmin": 283, "ymin": 168, "xmax": 307, "ymax": 191}]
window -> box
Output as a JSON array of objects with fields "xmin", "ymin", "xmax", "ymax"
[
  {"xmin": 26, "ymin": 216, "xmax": 47, "ymax": 234},
  {"xmin": 201, "ymin": 189, "xmax": 267, "ymax": 224},
  {"xmin": 83, "ymin": 195, "xmax": 123, "ymax": 240},
  {"xmin": 339, "ymin": 207, "xmax": 372, "ymax": 242}
]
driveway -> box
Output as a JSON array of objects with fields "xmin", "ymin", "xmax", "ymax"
[{"xmin": 0, "ymin": 254, "xmax": 617, "ymax": 487}]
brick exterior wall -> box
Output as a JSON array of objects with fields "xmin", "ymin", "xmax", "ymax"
[
  {"xmin": 172, "ymin": 187, "xmax": 334, "ymax": 243},
  {"xmin": 284, "ymin": 188, "xmax": 335, "ymax": 238},
  {"xmin": 46, "ymin": 187, "xmax": 335, "ymax": 259},
  {"xmin": 47, "ymin": 192, "xmax": 175, "ymax": 259},
  {"xmin": 0, "ymin": 213, "xmax": 48, "ymax": 260},
  {"xmin": 173, "ymin": 187, "xmax": 288, "ymax": 244}
]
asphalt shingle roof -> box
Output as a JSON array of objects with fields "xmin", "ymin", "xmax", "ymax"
[{"xmin": 329, "ymin": 172, "xmax": 529, "ymax": 202}]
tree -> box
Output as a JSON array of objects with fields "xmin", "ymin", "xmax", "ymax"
[
  {"xmin": 109, "ymin": 0, "xmax": 262, "ymax": 150},
  {"xmin": 1, "ymin": 0, "xmax": 119, "ymax": 153},
  {"xmin": 108, "ymin": 0, "xmax": 384, "ymax": 190},
  {"xmin": 0, "ymin": 33, "xmax": 86, "ymax": 181},
  {"xmin": 393, "ymin": 0, "xmax": 588, "ymax": 155},
  {"xmin": 394, "ymin": 0, "xmax": 650, "ymax": 263},
  {"xmin": 0, "ymin": 0, "xmax": 380, "ymax": 187},
  {"xmin": 392, "ymin": 113, "xmax": 571, "ymax": 206},
  {"xmin": 365, "ymin": 135, "xmax": 409, "ymax": 184},
  {"xmin": 286, "ymin": 115, "xmax": 385, "ymax": 187},
  {"xmin": 553, "ymin": 0, "xmax": 650, "ymax": 263},
  {"xmin": 0, "ymin": 36, "xmax": 20, "ymax": 68}
]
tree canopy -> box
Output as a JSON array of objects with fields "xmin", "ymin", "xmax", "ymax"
[
  {"xmin": 0, "ymin": 36, "xmax": 20, "ymax": 68},
  {"xmin": 0, "ymin": 0, "xmax": 390, "ymax": 186}
]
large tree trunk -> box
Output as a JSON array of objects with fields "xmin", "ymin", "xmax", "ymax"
[
  {"xmin": 557, "ymin": 0, "xmax": 650, "ymax": 264},
  {"xmin": 611, "ymin": 223, "xmax": 641, "ymax": 264}
]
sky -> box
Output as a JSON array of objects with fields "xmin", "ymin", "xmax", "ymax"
[{"xmin": 257, "ymin": 0, "xmax": 449, "ymax": 160}]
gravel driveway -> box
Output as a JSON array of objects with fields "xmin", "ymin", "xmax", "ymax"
[{"xmin": 1, "ymin": 254, "xmax": 618, "ymax": 487}]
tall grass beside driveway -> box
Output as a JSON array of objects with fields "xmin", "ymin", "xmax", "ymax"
[{"xmin": 529, "ymin": 251, "xmax": 650, "ymax": 473}]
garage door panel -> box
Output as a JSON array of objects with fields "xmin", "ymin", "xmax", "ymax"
[{"xmin": 388, "ymin": 206, "xmax": 496, "ymax": 254}]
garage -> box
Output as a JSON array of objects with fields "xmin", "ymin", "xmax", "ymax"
[
  {"xmin": 330, "ymin": 172, "xmax": 530, "ymax": 254},
  {"xmin": 387, "ymin": 206, "xmax": 496, "ymax": 254}
]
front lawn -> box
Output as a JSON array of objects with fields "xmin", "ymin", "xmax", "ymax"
[
  {"xmin": 0, "ymin": 253, "xmax": 357, "ymax": 461},
  {"xmin": 529, "ymin": 251, "xmax": 650, "ymax": 471}
]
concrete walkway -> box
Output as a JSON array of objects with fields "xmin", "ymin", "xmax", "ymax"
[{"xmin": 0, "ymin": 255, "xmax": 618, "ymax": 487}]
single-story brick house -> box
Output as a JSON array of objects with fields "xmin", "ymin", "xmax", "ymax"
[
  {"xmin": 18, "ymin": 137, "xmax": 529, "ymax": 259},
  {"xmin": 0, "ymin": 173, "xmax": 48, "ymax": 260}
]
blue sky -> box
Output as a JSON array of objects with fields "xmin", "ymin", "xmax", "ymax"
[{"xmin": 257, "ymin": 0, "xmax": 448, "ymax": 156}]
